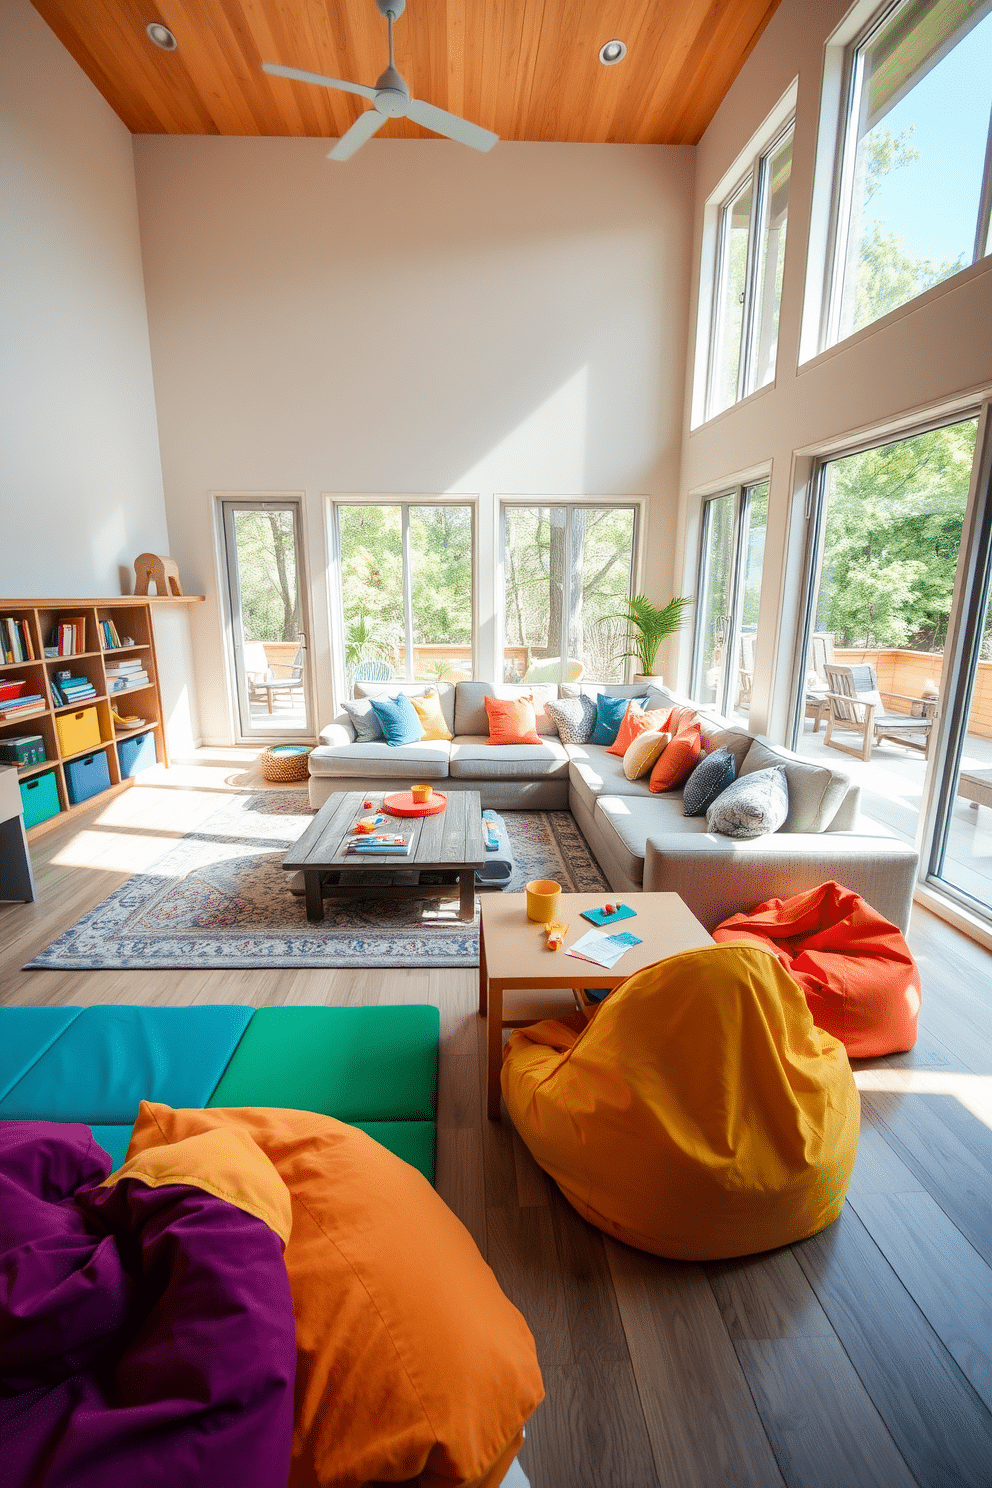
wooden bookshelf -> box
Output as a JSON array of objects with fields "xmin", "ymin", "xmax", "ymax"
[{"xmin": 0, "ymin": 596, "xmax": 202, "ymax": 839}]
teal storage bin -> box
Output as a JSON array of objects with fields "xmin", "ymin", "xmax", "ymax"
[
  {"xmin": 19, "ymin": 770, "xmax": 61, "ymax": 830},
  {"xmin": 65, "ymin": 750, "xmax": 111, "ymax": 806},
  {"xmin": 117, "ymin": 730, "xmax": 157, "ymax": 779}
]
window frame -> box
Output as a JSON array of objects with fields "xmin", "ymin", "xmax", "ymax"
[
  {"xmin": 326, "ymin": 495, "xmax": 477, "ymax": 695},
  {"xmin": 689, "ymin": 478, "xmax": 770, "ymax": 717},
  {"xmin": 820, "ymin": 0, "xmax": 992, "ymax": 353},
  {"xmin": 703, "ymin": 116, "xmax": 795, "ymax": 421},
  {"xmin": 497, "ymin": 498, "xmax": 642, "ymax": 684}
]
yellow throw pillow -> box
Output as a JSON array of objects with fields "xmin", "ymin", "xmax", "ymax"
[
  {"xmin": 409, "ymin": 689, "xmax": 452, "ymax": 741},
  {"xmin": 623, "ymin": 729, "xmax": 671, "ymax": 780}
]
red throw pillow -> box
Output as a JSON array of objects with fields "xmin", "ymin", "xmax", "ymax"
[
  {"xmin": 649, "ymin": 722, "xmax": 703, "ymax": 792},
  {"xmin": 607, "ymin": 704, "xmax": 670, "ymax": 757},
  {"xmin": 485, "ymin": 695, "xmax": 541, "ymax": 745}
]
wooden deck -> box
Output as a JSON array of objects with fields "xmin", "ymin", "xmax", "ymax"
[{"xmin": 2, "ymin": 750, "xmax": 990, "ymax": 1488}]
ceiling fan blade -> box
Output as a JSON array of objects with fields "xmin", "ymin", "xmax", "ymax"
[
  {"xmin": 328, "ymin": 108, "xmax": 388, "ymax": 161},
  {"xmin": 405, "ymin": 98, "xmax": 498, "ymax": 152},
  {"xmin": 262, "ymin": 62, "xmax": 376, "ymax": 101}
]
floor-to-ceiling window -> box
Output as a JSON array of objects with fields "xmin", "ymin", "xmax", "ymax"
[
  {"xmin": 500, "ymin": 503, "xmax": 638, "ymax": 683},
  {"xmin": 690, "ymin": 480, "xmax": 768, "ymax": 721}
]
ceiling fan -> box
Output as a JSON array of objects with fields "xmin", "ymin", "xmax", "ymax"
[{"xmin": 263, "ymin": 0, "xmax": 499, "ymax": 162}]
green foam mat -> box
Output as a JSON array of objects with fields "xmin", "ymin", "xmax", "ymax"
[
  {"xmin": 208, "ymin": 1005, "xmax": 439, "ymax": 1122},
  {"xmin": 352, "ymin": 1120, "xmax": 436, "ymax": 1182}
]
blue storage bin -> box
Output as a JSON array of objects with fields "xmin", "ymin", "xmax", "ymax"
[
  {"xmin": 19, "ymin": 770, "xmax": 62, "ymax": 830},
  {"xmin": 117, "ymin": 730, "xmax": 157, "ymax": 779},
  {"xmin": 65, "ymin": 750, "xmax": 111, "ymax": 806}
]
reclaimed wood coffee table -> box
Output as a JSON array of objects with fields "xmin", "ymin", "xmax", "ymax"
[
  {"xmin": 479, "ymin": 891, "xmax": 713, "ymax": 1119},
  {"xmin": 283, "ymin": 789, "xmax": 486, "ymax": 923}
]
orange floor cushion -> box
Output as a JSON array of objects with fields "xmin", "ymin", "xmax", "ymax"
[
  {"xmin": 127, "ymin": 1102, "xmax": 544, "ymax": 1488},
  {"xmin": 501, "ymin": 943, "xmax": 859, "ymax": 1261},
  {"xmin": 712, "ymin": 880, "xmax": 921, "ymax": 1057}
]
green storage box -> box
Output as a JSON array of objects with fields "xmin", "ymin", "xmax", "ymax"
[
  {"xmin": 19, "ymin": 769, "xmax": 61, "ymax": 829},
  {"xmin": 0, "ymin": 734, "xmax": 46, "ymax": 767}
]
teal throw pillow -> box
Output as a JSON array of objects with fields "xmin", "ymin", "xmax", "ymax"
[
  {"xmin": 369, "ymin": 693, "xmax": 424, "ymax": 747},
  {"xmin": 590, "ymin": 694, "xmax": 648, "ymax": 747}
]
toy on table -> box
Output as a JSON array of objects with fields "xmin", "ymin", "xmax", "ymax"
[
  {"xmin": 545, "ymin": 922, "xmax": 569, "ymax": 952},
  {"xmin": 581, "ymin": 902, "xmax": 636, "ymax": 927}
]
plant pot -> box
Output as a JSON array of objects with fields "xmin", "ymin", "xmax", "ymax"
[{"xmin": 633, "ymin": 673, "xmax": 664, "ymax": 687}]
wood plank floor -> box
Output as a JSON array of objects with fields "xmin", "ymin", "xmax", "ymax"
[{"xmin": 2, "ymin": 753, "xmax": 991, "ymax": 1488}]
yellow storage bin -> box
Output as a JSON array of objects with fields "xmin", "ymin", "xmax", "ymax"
[{"xmin": 56, "ymin": 706, "xmax": 101, "ymax": 757}]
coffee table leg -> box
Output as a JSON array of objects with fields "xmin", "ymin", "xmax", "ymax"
[
  {"xmin": 458, "ymin": 868, "xmax": 476, "ymax": 922},
  {"xmin": 487, "ymin": 980, "xmax": 503, "ymax": 1120},
  {"xmin": 304, "ymin": 871, "xmax": 324, "ymax": 923}
]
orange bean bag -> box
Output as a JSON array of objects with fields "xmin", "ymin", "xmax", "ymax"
[
  {"xmin": 126, "ymin": 1102, "xmax": 544, "ymax": 1488},
  {"xmin": 712, "ymin": 880, "xmax": 920, "ymax": 1057},
  {"xmin": 501, "ymin": 943, "xmax": 859, "ymax": 1260}
]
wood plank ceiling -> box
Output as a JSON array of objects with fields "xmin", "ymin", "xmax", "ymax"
[{"xmin": 31, "ymin": 0, "xmax": 782, "ymax": 147}]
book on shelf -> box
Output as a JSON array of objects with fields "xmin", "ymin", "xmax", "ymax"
[
  {"xmin": 100, "ymin": 619, "xmax": 123, "ymax": 649},
  {"xmin": 0, "ymin": 703, "xmax": 46, "ymax": 722},
  {"xmin": 110, "ymin": 674, "xmax": 149, "ymax": 691},
  {"xmin": 106, "ymin": 663, "xmax": 146, "ymax": 676},
  {"xmin": 2, "ymin": 616, "xmax": 36, "ymax": 664}
]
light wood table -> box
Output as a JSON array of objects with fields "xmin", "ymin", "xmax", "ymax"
[
  {"xmin": 283, "ymin": 788, "xmax": 486, "ymax": 923},
  {"xmin": 479, "ymin": 891, "xmax": 713, "ymax": 1119}
]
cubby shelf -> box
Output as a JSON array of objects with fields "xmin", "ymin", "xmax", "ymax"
[{"xmin": 1, "ymin": 595, "xmax": 202, "ymax": 839}]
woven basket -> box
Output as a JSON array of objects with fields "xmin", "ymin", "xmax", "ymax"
[{"xmin": 261, "ymin": 745, "xmax": 312, "ymax": 783}]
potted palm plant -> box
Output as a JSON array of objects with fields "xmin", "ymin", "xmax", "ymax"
[{"xmin": 611, "ymin": 594, "xmax": 694, "ymax": 683}]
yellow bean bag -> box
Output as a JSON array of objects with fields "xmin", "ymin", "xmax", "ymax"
[{"xmin": 501, "ymin": 943, "xmax": 859, "ymax": 1259}]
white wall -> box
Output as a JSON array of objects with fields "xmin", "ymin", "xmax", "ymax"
[
  {"xmin": 676, "ymin": 0, "xmax": 992, "ymax": 737},
  {"xmin": 133, "ymin": 136, "xmax": 694, "ymax": 744},
  {"xmin": 0, "ymin": 0, "xmax": 200, "ymax": 753},
  {"xmin": 0, "ymin": 0, "xmax": 172, "ymax": 597}
]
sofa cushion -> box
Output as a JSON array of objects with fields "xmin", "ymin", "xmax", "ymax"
[
  {"xmin": 590, "ymin": 693, "xmax": 646, "ymax": 746},
  {"xmin": 409, "ymin": 689, "xmax": 453, "ymax": 741},
  {"xmin": 370, "ymin": 693, "xmax": 423, "ymax": 746},
  {"xmin": 449, "ymin": 737, "xmax": 569, "ymax": 780},
  {"xmin": 740, "ymin": 738, "xmax": 849, "ymax": 833},
  {"xmin": 566, "ymin": 743, "xmax": 652, "ymax": 812},
  {"xmin": 454, "ymin": 682, "xmax": 559, "ymax": 737},
  {"xmin": 544, "ymin": 693, "xmax": 597, "ymax": 744},
  {"xmin": 307, "ymin": 740, "xmax": 451, "ymax": 779},
  {"xmin": 649, "ymin": 723, "xmax": 703, "ymax": 792},
  {"xmin": 485, "ymin": 695, "xmax": 541, "ymax": 745},
  {"xmin": 356, "ymin": 680, "xmax": 457, "ymax": 737},
  {"xmin": 342, "ymin": 698, "xmax": 384, "ymax": 742},
  {"xmin": 707, "ymin": 766, "xmax": 789, "ymax": 838},
  {"xmin": 607, "ymin": 704, "xmax": 669, "ymax": 757},
  {"xmin": 623, "ymin": 729, "xmax": 671, "ymax": 780},
  {"xmin": 703, "ymin": 727, "xmax": 753, "ymax": 769},
  {"xmin": 593, "ymin": 793, "xmax": 708, "ymax": 883},
  {"xmin": 682, "ymin": 747, "xmax": 737, "ymax": 816}
]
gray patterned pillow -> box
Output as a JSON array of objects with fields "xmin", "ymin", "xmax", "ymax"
[
  {"xmin": 706, "ymin": 766, "xmax": 788, "ymax": 838},
  {"xmin": 683, "ymin": 747, "xmax": 736, "ymax": 816},
  {"xmin": 342, "ymin": 697, "xmax": 384, "ymax": 742},
  {"xmin": 545, "ymin": 693, "xmax": 597, "ymax": 744}
]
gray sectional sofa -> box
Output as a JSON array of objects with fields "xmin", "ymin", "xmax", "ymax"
[{"xmin": 308, "ymin": 679, "xmax": 919, "ymax": 933}]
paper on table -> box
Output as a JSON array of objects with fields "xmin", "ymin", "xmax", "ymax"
[{"xmin": 565, "ymin": 927, "xmax": 642, "ymax": 970}]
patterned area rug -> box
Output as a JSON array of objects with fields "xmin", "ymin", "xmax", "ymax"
[{"xmin": 26, "ymin": 791, "xmax": 607, "ymax": 970}]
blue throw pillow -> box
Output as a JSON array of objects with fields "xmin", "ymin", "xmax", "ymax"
[
  {"xmin": 369, "ymin": 693, "xmax": 424, "ymax": 747},
  {"xmin": 589, "ymin": 694, "xmax": 647, "ymax": 747}
]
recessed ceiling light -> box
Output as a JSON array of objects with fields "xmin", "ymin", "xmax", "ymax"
[
  {"xmin": 146, "ymin": 22, "xmax": 178, "ymax": 51},
  {"xmin": 599, "ymin": 39, "xmax": 626, "ymax": 66}
]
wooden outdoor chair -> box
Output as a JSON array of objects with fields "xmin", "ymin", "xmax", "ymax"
[
  {"xmin": 822, "ymin": 662, "xmax": 936, "ymax": 762},
  {"xmin": 804, "ymin": 633, "xmax": 835, "ymax": 733},
  {"xmin": 737, "ymin": 633, "xmax": 755, "ymax": 710},
  {"xmin": 251, "ymin": 645, "xmax": 305, "ymax": 713}
]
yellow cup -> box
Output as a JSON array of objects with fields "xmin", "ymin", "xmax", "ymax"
[
  {"xmin": 526, "ymin": 879, "xmax": 561, "ymax": 923},
  {"xmin": 411, "ymin": 783, "xmax": 433, "ymax": 804}
]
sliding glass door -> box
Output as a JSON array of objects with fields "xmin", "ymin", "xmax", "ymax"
[
  {"xmin": 691, "ymin": 481, "xmax": 768, "ymax": 719},
  {"xmin": 222, "ymin": 499, "xmax": 312, "ymax": 742}
]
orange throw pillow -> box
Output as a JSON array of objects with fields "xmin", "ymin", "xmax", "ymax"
[
  {"xmin": 409, "ymin": 688, "xmax": 453, "ymax": 741},
  {"xmin": 649, "ymin": 722, "xmax": 703, "ymax": 792},
  {"xmin": 485, "ymin": 694, "xmax": 541, "ymax": 745},
  {"xmin": 607, "ymin": 704, "xmax": 670, "ymax": 757},
  {"xmin": 666, "ymin": 705, "xmax": 698, "ymax": 737},
  {"xmin": 126, "ymin": 1103, "xmax": 544, "ymax": 1488}
]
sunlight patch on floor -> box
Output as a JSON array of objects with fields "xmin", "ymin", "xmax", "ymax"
[{"xmin": 854, "ymin": 1067, "xmax": 992, "ymax": 1127}]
